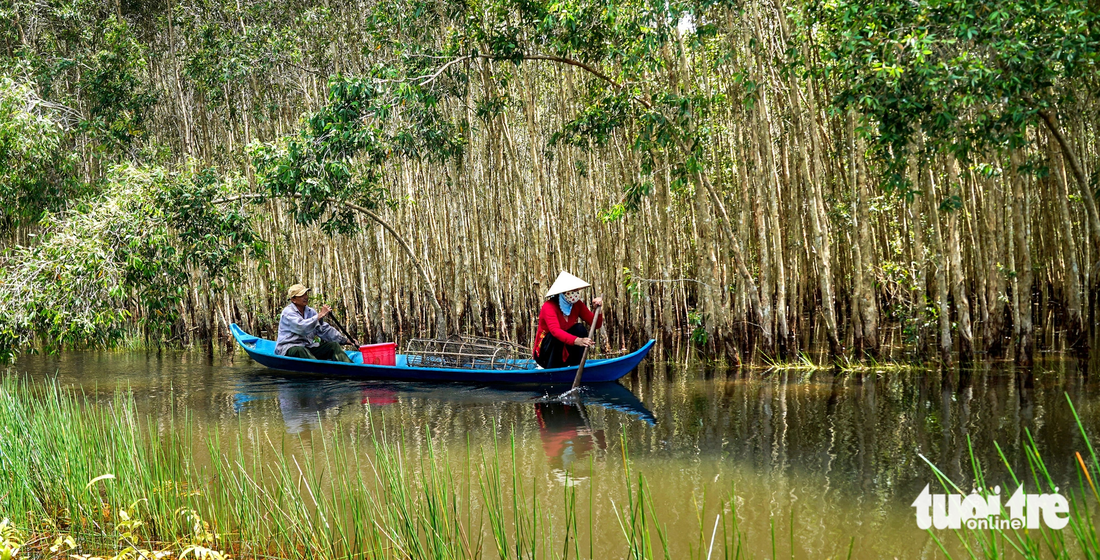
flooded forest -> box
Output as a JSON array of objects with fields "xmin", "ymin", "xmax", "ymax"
[{"xmin": 1, "ymin": 0, "xmax": 1098, "ymax": 366}]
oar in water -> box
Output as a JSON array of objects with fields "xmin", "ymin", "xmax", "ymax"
[
  {"xmin": 324, "ymin": 309, "xmax": 361, "ymax": 347},
  {"xmin": 566, "ymin": 302, "xmax": 602, "ymax": 394}
]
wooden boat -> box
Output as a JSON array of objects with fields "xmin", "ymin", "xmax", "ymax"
[{"xmin": 230, "ymin": 323, "xmax": 655, "ymax": 384}]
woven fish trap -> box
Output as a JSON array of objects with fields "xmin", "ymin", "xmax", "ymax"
[{"xmin": 404, "ymin": 335, "xmax": 535, "ymax": 370}]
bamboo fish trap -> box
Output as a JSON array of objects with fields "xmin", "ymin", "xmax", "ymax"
[{"xmin": 404, "ymin": 335, "xmax": 535, "ymax": 370}]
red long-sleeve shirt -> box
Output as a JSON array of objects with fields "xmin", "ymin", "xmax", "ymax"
[{"xmin": 533, "ymin": 299, "xmax": 603, "ymax": 357}]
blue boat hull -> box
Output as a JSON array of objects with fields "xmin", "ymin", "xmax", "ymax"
[{"xmin": 230, "ymin": 323, "xmax": 654, "ymax": 384}]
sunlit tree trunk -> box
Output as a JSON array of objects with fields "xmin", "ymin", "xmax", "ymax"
[
  {"xmin": 946, "ymin": 159, "xmax": 975, "ymax": 361},
  {"xmin": 849, "ymin": 113, "xmax": 879, "ymax": 358},
  {"xmin": 750, "ymin": 102, "xmax": 774, "ymax": 353},
  {"xmin": 923, "ymin": 161, "xmax": 953, "ymax": 364}
]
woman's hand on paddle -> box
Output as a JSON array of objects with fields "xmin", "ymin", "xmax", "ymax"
[
  {"xmin": 592, "ymin": 297, "xmax": 603, "ymax": 307},
  {"xmin": 575, "ymin": 337, "xmax": 595, "ymax": 347}
]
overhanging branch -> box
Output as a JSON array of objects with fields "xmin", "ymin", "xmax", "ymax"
[
  {"xmin": 420, "ymin": 53, "xmax": 654, "ymax": 110},
  {"xmin": 213, "ymin": 193, "xmax": 448, "ymax": 337}
]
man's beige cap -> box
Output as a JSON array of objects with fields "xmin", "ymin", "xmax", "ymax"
[
  {"xmin": 544, "ymin": 271, "xmax": 590, "ymax": 298},
  {"xmin": 287, "ymin": 283, "xmax": 310, "ymax": 299}
]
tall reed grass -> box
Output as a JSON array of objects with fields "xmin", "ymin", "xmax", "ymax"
[{"xmin": 0, "ymin": 376, "xmax": 763, "ymax": 559}]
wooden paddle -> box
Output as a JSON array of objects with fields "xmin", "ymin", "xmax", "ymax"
[
  {"xmin": 324, "ymin": 309, "xmax": 361, "ymax": 347},
  {"xmin": 570, "ymin": 302, "xmax": 602, "ymax": 390}
]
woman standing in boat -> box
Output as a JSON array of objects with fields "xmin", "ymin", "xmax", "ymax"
[{"xmin": 533, "ymin": 271, "xmax": 604, "ymax": 368}]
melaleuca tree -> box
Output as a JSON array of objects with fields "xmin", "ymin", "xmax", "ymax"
[
  {"xmin": 248, "ymin": 74, "xmax": 461, "ymax": 337},
  {"xmin": 399, "ymin": 0, "xmax": 739, "ymax": 216},
  {"xmin": 176, "ymin": 0, "xmax": 309, "ymax": 129},
  {"xmin": 801, "ymin": 0, "xmax": 1100, "ymax": 358},
  {"xmin": 250, "ymin": 0, "xmax": 781, "ymax": 344}
]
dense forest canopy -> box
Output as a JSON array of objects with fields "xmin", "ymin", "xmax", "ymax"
[{"xmin": 0, "ymin": 0, "xmax": 1097, "ymax": 365}]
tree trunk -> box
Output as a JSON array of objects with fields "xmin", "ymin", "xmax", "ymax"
[
  {"xmin": 946, "ymin": 159, "xmax": 975, "ymax": 361},
  {"xmin": 1048, "ymin": 134, "xmax": 1087, "ymax": 356},
  {"xmin": 850, "ymin": 113, "xmax": 879, "ymax": 358},
  {"xmin": 795, "ymin": 81, "xmax": 841, "ymax": 357},
  {"xmin": 1011, "ymin": 149, "xmax": 1034, "ymax": 366},
  {"xmin": 925, "ymin": 161, "xmax": 953, "ymax": 364}
]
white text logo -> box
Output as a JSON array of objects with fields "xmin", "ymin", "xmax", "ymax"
[{"xmin": 912, "ymin": 484, "xmax": 1069, "ymax": 530}]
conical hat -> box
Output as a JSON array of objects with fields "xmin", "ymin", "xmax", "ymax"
[{"xmin": 545, "ymin": 271, "xmax": 590, "ymax": 298}]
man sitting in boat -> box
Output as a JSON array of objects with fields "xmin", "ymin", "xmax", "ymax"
[
  {"xmin": 275, "ymin": 284, "xmax": 353, "ymax": 362},
  {"xmin": 533, "ymin": 271, "xmax": 603, "ymax": 368}
]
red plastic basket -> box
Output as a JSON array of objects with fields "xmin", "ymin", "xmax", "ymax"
[{"xmin": 359, "ymin": 342, "xmax": 396, "ymax": 366}]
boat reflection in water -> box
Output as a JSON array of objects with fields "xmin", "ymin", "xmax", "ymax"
[
  {"xmin": 232, "ymin": 373, "xmax": 656, "ymax": 448},
  {"xmin": 275, "ymin": 385, "xmax": 398, "ymax": 433}
]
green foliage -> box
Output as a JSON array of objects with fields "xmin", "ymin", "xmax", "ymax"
[
  {"xmin": 250, "ymin": 72, "xmax": 468, "ymax": 233},
  {"xmin": 1, "ymin": 4, "xmax": 157, "ymax": 161},
  {"xmin": 803, "ymin": 0, "xmax": 1100, "ymax": 188},
  {"xmin": 688, "ymin": 308, "xmax": 708, "ymax": 347},
  {"xmin": 0, "ymin": 75, "xmax": 80, "ymax": 232},
  {"xmin": 0, "ymin": 164, "xmax": 261, "ymax": 359},
  {"xmin": 601, "ymin": 180, "xmax": 654, "ymax": 221},
  {"xmin": 76, "ymin": 16, "xmax": 157, "ymax": 152},
  {"xmin": 550, "ymin": 91, "xmax": 635, "ymax": 149},
  {"xmin": 0, "ymin": 518, "xmax": 24, "ymax": 560},
  {"xmin": 622, "ymin": 267, "xmax": 645, "ymax": 301},
  {"xmin": 177, "ymin": 0, "xmax": 305, "ymax": 121},
  {"xmin": 155, "ymin": 167, "xmax": 265, "ymax": 286},
  {"xmin": 0, "ymin": 167, "xmax": 165, "ymax": 357},
  {"xmin": 938, "ymin": 194, "xmax": 963, "ymax": 213}
]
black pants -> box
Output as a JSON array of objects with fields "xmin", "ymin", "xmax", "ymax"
[
  {"xmin": 536, "ymin": 323, "xmax": 589, "ymax": 369},
  {"xmin": 285, "ymin": 341, "xmax": 352, "ymax": 362}
]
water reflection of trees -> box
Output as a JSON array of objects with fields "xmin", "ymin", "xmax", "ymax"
[{"xmin": 621, "ymin": 359, "xmax": 1096, "ymax": 505}]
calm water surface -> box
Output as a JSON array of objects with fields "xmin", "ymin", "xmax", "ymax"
[{"xmin": 12, "ymin": 349, "xmax": 1100, "ymax": 559}]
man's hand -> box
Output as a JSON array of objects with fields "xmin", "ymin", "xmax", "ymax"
[{"xmin": 318, "ymin": 304, "xmax": 332, "ymax": 319}]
